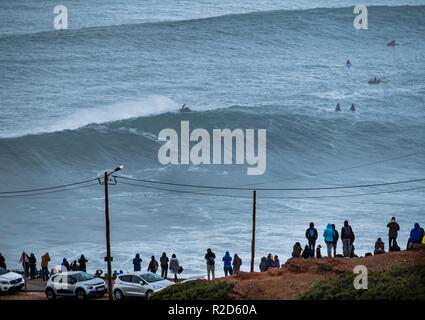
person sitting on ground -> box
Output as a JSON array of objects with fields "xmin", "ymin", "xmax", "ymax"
[
  {"xmin": 266, "ymin": 254, "xmax": 275, "ymax": 269},
  {"xmin": 133, "ymin": 253, "xmax": 142, "ymax": 272},
  {"xmin": 374, "ymin": 237, "xmax": 385, "ymax": 255},
  {"xmin": 407, "ymin": 223, "xmax": 424, "ymax": 248},
  {"xmin": 302, "ymin": 245, "xmax": 311, "ymax": 259},
  {"xmin": 222, "ymin": 251, "xmax": 233, "ymax": 276},
  {"xmin": 274, "ymin": 255, "xmax": 280, "ymax": 268},
  {"xmin": 292, "ymin": 242, "xmax": 302, "ymax": 258},
  {"xmin": 387, "ymin": 217, "xmax": 400, "ymax": 250},
  {"xmin": 316, "ymin": 245, "xmax": 322, "ymax": 258},
  {"xmin": 147, "ymin": 256, "xmax": 159, "ymax": 273},
  {"xmin": 259, "ymin": 257, "xmax": 267, "ymax": 272},
  {"xmin": 233, "ymin": 254, "xmax": 242, "ymax": 273}
]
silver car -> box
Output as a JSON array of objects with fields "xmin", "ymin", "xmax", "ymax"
[
  {"xmin": 45, "ymin": 271, "xmax": 107, "ymax": 300},
  {"xmin": 113, "ymin": 272, "xmax": 174, "ymax": 300}
]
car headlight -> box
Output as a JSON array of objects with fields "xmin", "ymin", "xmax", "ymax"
[
  {"xmin": 0, "ymin": 281, "xmax": 9, "ymax": 285},
  {"xmin": 85, "ymin": 285, "xmax": 93, "ymax": 289}
]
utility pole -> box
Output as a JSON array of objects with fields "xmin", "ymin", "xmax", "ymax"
[
  {"xmin": 104, "ymin": 171, "xmax": 113, "ymax": 301},
  {"xmin": 250, "ymin": 190, "xmax": 256, "ymax": 272},
  {"xmin": 98, "ymin": 165, "xmax": 123, "ymax": 301}
]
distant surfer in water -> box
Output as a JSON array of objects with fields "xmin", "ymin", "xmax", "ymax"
[
  {"xmin": 335, "ymin": 103, "xmax": 341, "ymax": 112},
  {"xmin": 387, "ymin": 40, "xmax": 396, "ymax": 47},
  {"xmin": 350, "ymin": 103, "xmax": 356, "ymax": 112},
  {"xmin": 346, "ymin": 59, "xmax": 351, "ymax": 67},
  {"xmin": 180, "ymin": 104, "xmax": 191, "ymax": 112}
]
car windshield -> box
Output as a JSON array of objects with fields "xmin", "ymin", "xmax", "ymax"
[
  {"xmin": 0, "ymin": 268, "xmax": 9, "ymax": 276},
  {"xmin": 141, "ymin": 273, "xmax": 163, "ymax": 283},
  {"xmin": 70, "ymin": 272, "xmax": 95, "ymax": 282}
]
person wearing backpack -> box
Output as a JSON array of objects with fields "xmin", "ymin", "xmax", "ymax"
[
  {"xmin": 205, "ymin": 248, "xmax": 216, "ymax": 280},
  {"xmin": 387, "ymin": 217, "xmax": 400, "ymax": 249},
  {"xmin": 305, "ymin": 223, "xmax": 318, "ymax": 257},
  {"xmin": 160, "ymin": 252, "xmax": 169, "ymax": 279},
  {"xmin": 341, "ymin": 220, "xmax": 355, "ymax": 257},
  {"xmin": 147, "ymin": 256, "xmax": 159, "ymax": 273},
  {"xmin": 323, "ymin": 224, "xmax": 335, "ymax": 257},
  {"xmin": 222, "ymin": 251, "xmax": 233, "ymax": 276},
  {"xmin": 332, "ymin": 224, "xmax": 339, "ymax": 257}
]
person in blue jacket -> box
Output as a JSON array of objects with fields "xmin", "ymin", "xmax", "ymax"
[
  {"xmin": 408, "ymin": 223, "xmax": 424, "ymax": 248},
  {"xmin": 222, "ymin": 251, "xmax": 233, "ymax": 276},
  {"xmin": 323, "ymin": 224, "xmax": 335, "ymax": 257}
]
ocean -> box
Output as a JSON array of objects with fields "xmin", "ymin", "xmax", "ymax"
[{"xmin": 0, "ymin": 0, "xmax": 424, "ymax": 277}]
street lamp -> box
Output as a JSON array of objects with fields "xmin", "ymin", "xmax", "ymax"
[{"xmin": 99, "ymin": 165, "xmax": 124, "ymax": 300}]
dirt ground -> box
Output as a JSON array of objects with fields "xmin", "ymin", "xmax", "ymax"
[{"xmin": 225, "ymin": 249, "xmax": 425, "ymax": 300}]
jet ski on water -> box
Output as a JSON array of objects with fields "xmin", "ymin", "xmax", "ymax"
[
  {"xmin": 180, "ymin": 104, "xmax": 191, "ymax": 113},
  {"xmin": 368, "ymin": 77, "xmax": 385, "ymax": 84},
  {"xmin": 387, "ymin": 40, "xmax": 396, "ymax": 47}
]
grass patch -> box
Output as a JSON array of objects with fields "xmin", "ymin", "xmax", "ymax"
[
  {"xmin": 152, "ymin": 280, "xmax": 234, "ymax": 300},
  {"xmin": 301, "ymin": 264, "xmax": 425, "ymax": 300}
]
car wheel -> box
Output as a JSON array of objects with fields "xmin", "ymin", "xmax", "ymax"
[
  {"xmin": 45, "ymin": 288, "xmax": 56, "ymax": 300},
  {"xmin": 75, "ymin": 288, "xmax": 86, "ymax": 300},
  {"xmin": 145, "ymin": 290, "xmax": 153, "ymax": 300},
  {"xmin": 114, "ymin": 289, "xmax": 124, "ymax": 301}
]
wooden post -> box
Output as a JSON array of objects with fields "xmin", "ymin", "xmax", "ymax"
[
  {"xmin": 250, "ymin": 190, "xmax": 256, "ymax": 272},
  {"xmin": 104, "ymin": 172, "xmax": 113, "ymax": 301}
]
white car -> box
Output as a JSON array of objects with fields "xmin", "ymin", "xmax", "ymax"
[
  {"xmin": 45, "ymin": 271, "xmax": 107, "ymax": 300},
  {"xmin": 113, "ymin": 272, "xmax": 174, "ymax": 300},
  {"xmin": 0, "ymin": 268, "xmax": 24, "ymax": 293}
]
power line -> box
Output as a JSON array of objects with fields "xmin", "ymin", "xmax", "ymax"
[
  {"xmin": 235, "ymin": 149, "xmax": 425, "ymax": 188},
  {"xmin": 0, "ymin": 178, "xmax": 98, "ymax": 195},
  {"xmin": 0, "ymin": 183, "xmax": 98, "ymax": 199},
  {"xmin": 119, "ymin": 181, "xmax": 425, "ymax": 199},
  {"xmin": 116, "ymin": 175, "xmax": 425, "ymax": 191}
]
